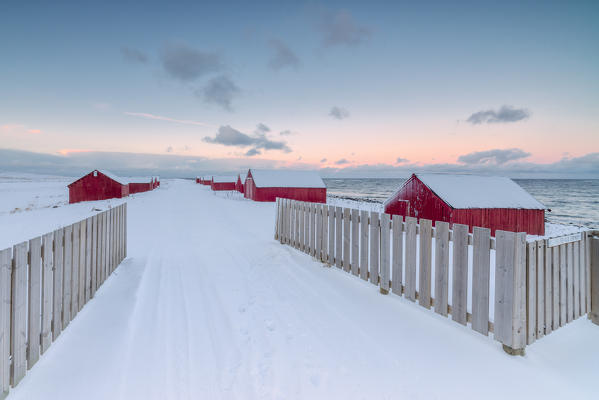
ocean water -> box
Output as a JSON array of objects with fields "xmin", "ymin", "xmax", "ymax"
[{"xmin": 324, "ymin": 178, "xmax": 599, "ymax": 229}]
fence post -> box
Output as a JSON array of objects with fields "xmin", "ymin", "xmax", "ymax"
[
  {"xmin": 590, "ymin": 235, "xmax": 599, "ymax": 325},
  {"xmin": 494, "ymin": 230, "xmax": 527, "ymax": 356}
]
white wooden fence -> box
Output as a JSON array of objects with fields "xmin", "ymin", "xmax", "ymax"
[
  {"xmin": 274, "ymin": 198, "xmax": 598, "ymax": 354},
  {"xmin": 0, "ymin": 203, "xmax": 127, "ymax": 396}
]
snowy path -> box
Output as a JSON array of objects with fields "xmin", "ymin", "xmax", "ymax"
[{"xmin": 8, "ymin": 180, "xmax": 599, "ymax": 399}]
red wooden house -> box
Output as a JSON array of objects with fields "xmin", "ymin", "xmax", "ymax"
[
  {"xmin": 202, "ymin": 176, "xmax": 212, "ymax": 186},
  {"xmin": 235, "ymin": 173, "xmax": 246, "ymax": 193},
  {"xmin": 128, "ymin": 177, "xmax": 154, "ymax": 194},
  {"xmin": 244, "ymin": 169, "xmax": 326, "ymax": 203},
  {"xmin": 196, "ymin": 176, "xmax": 200, "ymax": 184},
  {"xmin": 211, "ymin": 176, "xmax": 237, "ymax": 191},
  {"xmin": 383, "ymin": 173, "xmax": 545, "ymax": 235},
  {"xmin": 68, "ymin": 169, "xmax": 129, "ymax": 204}
]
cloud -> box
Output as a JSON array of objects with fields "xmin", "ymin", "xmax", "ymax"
[
  {"xmin": 1, "ymin": 124, "xmax": 42, "ymax": 134},
  {"xmin": 160, "ymin": 42, "xmax": 222, "ymax": 81},
  {"xmin": 279, "ymin": 130, "xmax": 295, "ymax": 136},
  {"xmin": 245, "ymin": 148, "xmax": 261, "ymax": 156},
  {"xmin": 329, "ymin": 106, "xmax": 349, "ymax": 120},
  {"xmin": 319, "ymin": 10, "xmax": 371, "ymax": 47},
  {"xmin": 166, "ymin": 146, "xmax": 173, "ymax": 153},
  {"xmin": 120, "ymin": 47, "xmax": 148, "ymax": 63},
  {"xmin": 268, "ymin": 39, "xmax": 300, "ymax": 70},
  {"xmin": 255, "ymin": 123, "xmax": 270, "ymax": 134},
  {"xmin": 458, "ymin": 148, "xmax": 531, "ymax": 165},
  {"xmin": 198, "ymin": 75, "xmax": 240, "ymax": 111},
  {"xmin": 320, "ymin": 158, "xmax": 327, "ymax": 163},
  {"xmin": 396, "ymin": 157, "xmax": 409, "ymax": 164},
  {"xmin": 335, "ymin": 158, "xmax": 350, "ymax": 165},
  {"xmin": 123, "ymin": 112, "xmax": 213, "ymax": 127},
  {"xmin": 466, "ymin": 105, "xmax": 531, "ymax": 125},
  {"xmin": 203, "ymin": 125, "xmax": 291, "ymax": 154}
]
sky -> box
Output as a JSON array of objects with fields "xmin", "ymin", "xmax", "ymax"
[{"xmin": 1, "ymin": 0, "xmax": 598, "ymax": 178}]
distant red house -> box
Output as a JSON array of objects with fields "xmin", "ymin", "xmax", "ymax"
[
  {"xmin": 201, "ymin": 176, "xmax": 212, "ymax": 186},
  {"xmin": 244, "ymin": 169, "xmax": 326, "ymax": 203},
  {"xmin": 235, "ymin": 173, "xmax": 246, "ymax": 193},
  {"xmin": 196, "ymin": 176, "xmax": 200, "ymax": 184},
  {"xmin": 128, "ymin": 176, "xmax": 154, "ymax": 194},
  {"xmin": 211, "ymin": 176, "xmax": 237, "ymax": 191},
  {"xmin": 383, "ymin": 173, "xmax": 546, "ymax": 235},
  {"xmin": 68, "ymin": 169, "xmax": 129, "ymax": 204}
]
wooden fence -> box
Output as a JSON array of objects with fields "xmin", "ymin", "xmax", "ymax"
[
  {"xmin": 0, "ymin": 203, "xmax": 127, "ymax": 397},
  {"xmin": 274, "ymin": 198, "xmax": 597, "ymax": 355}
]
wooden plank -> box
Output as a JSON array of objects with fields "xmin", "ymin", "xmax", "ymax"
[
  {"xmin": 591, "ymin": 237, "xmax": 599, "ymax": 324},
  {"xmin": 124, "ymin": 203, "xmax": 128, "ymax": 259},
  {"xmin": 343, "ymin": 208, "xmax": 351, "ymax": 272},
  {"xmin": 559, "ymin": 244, "xmax": 567, "ymax": 326},
  {"xmin": 90, "ymin": 215, "xmax": 97, "ymax": 297},
  {"xmin": 79, "ymin": 219, "xmax": 86, "ymax": 310},
  {"xmin": 351, "ymin": 209, "xmax": 359, "ymax": 276},
  {"xmin": 63, "ymin": 225, "xmax": 73, "ymax": 327},
  {"xmin": 369, "ymin": 212, "xmax": 380, "ymax": 285},
  {"xmin": 434, "ymin": 221, "xmax": 450, "ymax": 316},
  {"xmin": 360, "ymin": 210, "xmax": 369, "ymax": 281},
  {"xmin": 335, "ymin": 207, "xmax": 343, "ymax": 268},
  {"xmin": 580, "ymin": 237, "xmax": 586, "ymax": 315},
  {"xmin": 310, "ymin": 203, "xmax": 316, "ymax": 256},
  {"xmin": 320, "ymin": 204, "xmax": 328, "ymax": 261},
  {"xmin": 536, "ymin": 241, "xmax": 545, "ymax": 338},
  {"xmin": 452, "ymin": 223, "xmax": 469, "ymax": 325},
  {"xmin": 566, "ymin": 243, "xmax": 574, "ymax": 323},
  {"xmin": 71, "ymin": 223, "xmax": 79, "ymax": 318},
  {"xmin": 513, "ymin": 232, "xmax": 527, "ymax": 350},
  {"xmin": 52, "ymin": 228, "xmax": 64, "ymax": 340},
  {"xmin": 494, "ymin": 230, "xmax": 515, "ymax": 346},
  {"xmin": 328, "ymin": 205, "xmax": 335, "ymax": 265},
  {"xmin": 418, "ymin": 219, "xmax": 432, "ymax": 308},
  {"xmin": 316, "ymin": 204, "xmax": 323, "ymax": 261},
  {"xmin": 85, "ymin": 217, "xmax": 92, "ymax": 302},
  {"xmin": 391, "ymin": 215, "xmax": 403, "ymax": 295},
  {"xmin": 304, "ymin": 202, "xmax": 310, "ymax": 254},
  {"xmin": 573, "ymin": 241, "xmax": 580, "ymax": 318},
  {"xmin": 40, "ymin": 232, "xmax": 53, "ymax": 354},
  {"xmin": 526, "ymin": 241, "xmax": 536, "ymax": 344},
  {"xmin": 472, "ymin": 226, "xmax": 491, "ymax": 335},
  {"xmin": 404, "ymin": 216, "xmax": 417, "ymax": 301},
  {"xmin": 552, "ymin": 246, "xmax": 560, "ymax": 330},
  {"xmin": 0, "ymin": 248, "xmax": 11, "ymax": 395},
  {"xmin": 98, "ymin": 212, "xmax": 104, "ymax": 285},
  {"xmin": 544, "ymin": 242, "xmax": 552, "ymax": 334},
  {"xmin": 28, "ymin": 236, "xmax": 42, "ymax": 368},
  {"xmin": 379, "ymin": 213, "xmax": 390, "ymax": 292},
  {"xmin": 11, "ymin": 241, "xmax": 28, "ymax": 386},
  {"xmin": 295, "ymin": 201, "xmax": 300, "ymax": 249},
  {"xmin": 299, "ymin": 202, "xmax": 305, "ymax": 251},
  {"xmin": 586, "ymin": 233, "xmax": 592, "ymax": 313}
]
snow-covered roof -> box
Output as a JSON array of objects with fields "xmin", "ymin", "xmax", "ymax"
[
  {"xmin": 248, "ymin": 169, "xmax": 326, "ymax": 188},
  {"xmin": 212, "ymin": 176, "xmax": 237, "ymax": 183},
  {"xmin": 410, "ymin": 173, "xmax": 545, "ymax": 209},
  {"xmin": 69, "ymin": 169, "xmax": 127, "ymax": 186},
  {"xmin": 124, "ymin": 176, "xmax": 152, "ymax": 184}
]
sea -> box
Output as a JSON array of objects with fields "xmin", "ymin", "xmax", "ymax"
[{"xmin": 324, "ymin": 178, "xmax": 599, "ymax": 229}]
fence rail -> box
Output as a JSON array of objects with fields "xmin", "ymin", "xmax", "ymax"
[
  {"xmin": 0, "ymin": 203, "xmax": 127, "ymax": 397},
  {"xmin": 274, "ymin": 198, "xmax": 596, "ymax": 355}
]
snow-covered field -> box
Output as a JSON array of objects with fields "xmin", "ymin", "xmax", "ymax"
[{"xmin": 1, "ymin": 176, "xmax": 598, "ymax": 399}]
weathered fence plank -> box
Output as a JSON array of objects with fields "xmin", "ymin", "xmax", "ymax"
[
  {"xmin": 71, "ymin": 223, "xmax": 80, "ymax": 318},
  {"xmin": 335, "ymin": 207, "xmax": 343, "ymax": 268},
  {"xmin": 351, "ymin": 209, "xmax": 359, "ymax": 276},
  {"xmin": 391, "ymin": 215, "xmax": 403, "ymax": 296},
  {"xmin": 320, "ymin": 205, "xmax": 328, "ymax": 262},
  {"xmin": 86, "ymin": 217, "xmax": 92, "ymax": 303},
  {"xmin": 580, "ymin": 237, "xmax": 586, "ymax": 315},
  {"xmin": 11, "ymin": 241, "xmax": 28, "ymax": 386},
  {"xmin": 304, "ymin": 202, "xmax": 310, "ymax": 253},
  {"xmin": 52, "ymin": 228, "xmax": 64, "ymax": 340},
  {"xmin": 369, "ymin": 212, "xmax": 380, "ymax": 285},
  {"xmin": 434, "ymin": 221, "xmax": 450, "ymax": 316},
  {"xmin": 63, "ymin": 225, "xmax": 73, "ymax": 327},
  {"xmin": 586, "ymin": 233, "xmax": 592, "ymax": 314},
  {"xmin": 28, "ymin": 236, "xmax": 42, "ymax": 368},
  {"xmin": 299, "ymin": 202, "xmax": 305, "ymax": 251},
  {"xmin": 544, "ymin": 242, "xmax": 552, "ymax": 334},
  {"xmin": 360, "ymin": 210, "xmax": 369, "ymax": 281},
  {"xmin": 452, "ymin": 224, "xmax": 469, "ymax": 325},
  {"xmin": 552, "ymin": 246, "xmax": 560, "ymax": 330},
  {"xmin": 404, "ymin": 217, "xmax": 417, "ymax": 301},
  {"xmin": 526, "ymin": 241, "xmax": 536, "ymax": 344},
  {"xmin": 379, "ymin": 213, "xmax": 390, "ymax": 294},
  {"xmin": 566, "ymin": 243, "xmax": 574, "ymax": 323},
  {"xmin": 0, "ymin": 247, "xmax": 11, "ymax": 395},
  {"xmin": 40, "ymin": 232, "xmax": 53, "ymax": 354},
  {"xmin": 590, "ymin": 236, "xmax": 599, "ymax": 325},
  {"xmin": 91, "ymin": 215, "xmax": 97, "ymax": 297},
  {"xmin": 327, "ymin": 205, "xmax": 335, "ymax": 265},
  {"xmin": 295, "ymin": 201, "xmax": 300, "ymax": 250},
  {"xmin": 472, "ymin": 227, "xmax": 490, "ymax": 335},
  {"xmin": 316, "ymin": 204, "xmax": 323, "ymax": 261},
  {"xmin": 573, "ymin": 241, "xmax": 580, "ymax": 318},
  {"xmin": 310, "ymin": 203, "xmax": 316, "ymax": 256},
  {"xmin": 343, "ymin": 208, "xmax": 351, "ymax": 273},
  {"xmin": 418, "ymin": 219, "xmax": 432, "ymax": 309},
  {"xmin": 559, "ymin": 244, "xmax": 567, "ymax": 326},
  {"xmin": 536, "ymin": 241, "xmax": 545, "ymax": 338}
]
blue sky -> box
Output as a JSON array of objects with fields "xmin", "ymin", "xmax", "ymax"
[{"xmin": 1, "ymin": 0, "xmax": 598, "ymax": 177}]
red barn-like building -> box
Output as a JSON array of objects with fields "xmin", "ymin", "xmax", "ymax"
[
  {"xmin": 68, "ymin": 170, "xmax": 129, "ymax": 204},
  {"xmin": 244, "ymin": 169, "xmax": 326, "ymax": 203},
  {"xmin": 383, "ymin": 173, "xmax": 545, "ymax": 235},
  {"xmin": 211, "ymin": 176, "xmax": 237, "ymax": 191},
  {"xmin": 128, "ymin": 177, "xmax": 154, "ymax": 194},
  {"xmin": 235, "ymin": 173, "xmax": 246, "ymax": 193}
]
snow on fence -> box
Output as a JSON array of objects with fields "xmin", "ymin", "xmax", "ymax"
[
  {"xmin": 0, "ymin": 203, "xmax": 127, "ymax": 396},
  {"xmin": 274, "ymin": 198, "xmax": 598, "ymax": 355}
]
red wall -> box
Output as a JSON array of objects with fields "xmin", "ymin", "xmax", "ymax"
[
  {"xmin": 211, "ymin": 181, "xmax": 236, "ymax": 191},
  {"xmin": 235, "ymin": 177, "xmax": 245, "ymax": 193},
  {"xmin": 128, "ymin": 182, "xmax": 152, "ymax": 194},
  {"xmin": 383, "ymin": 175, "xmax": 545, "ymax": 235},
  {"xmin": 245, "ymin": 177, "xmax": 326, "ymax": 203},
  {"xmin": 68, "ymin": 171, "xmax": 128, "ymax": 204}
]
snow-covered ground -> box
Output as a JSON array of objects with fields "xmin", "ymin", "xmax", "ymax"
[{"xmin": 2, "ymin": 177, "xmax": 598, "ymax": 399}]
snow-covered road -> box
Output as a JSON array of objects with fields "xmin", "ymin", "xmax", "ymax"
[{"xmin": 8, "ymin": 180, "xmax": 599, "ymax": 399}]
